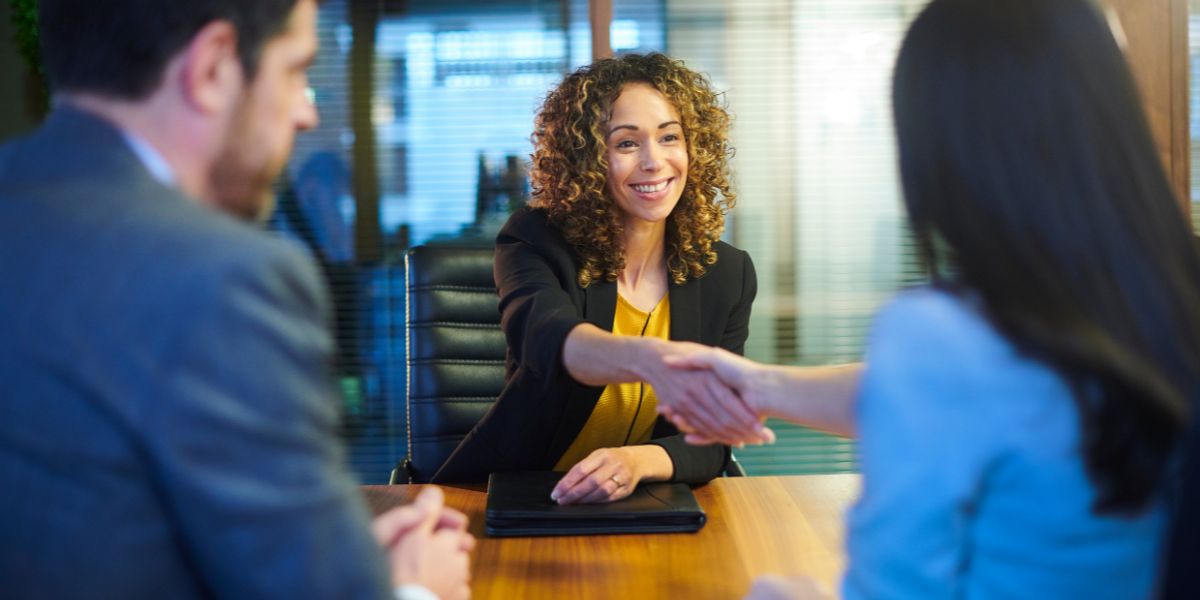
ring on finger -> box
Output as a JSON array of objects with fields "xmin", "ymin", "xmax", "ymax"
[{"xmin": 610, "ymin": 475, "xmax": 623, "ymax": 487}]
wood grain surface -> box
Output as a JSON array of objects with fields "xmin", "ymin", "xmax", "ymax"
[{"xmin": 363, "ymin": 474, "xmax": 861, "ymax": 599}]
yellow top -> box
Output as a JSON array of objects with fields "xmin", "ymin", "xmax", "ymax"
[{"xmin": 553, "ymin": 293, "xmax": 671, "ymax": 471}]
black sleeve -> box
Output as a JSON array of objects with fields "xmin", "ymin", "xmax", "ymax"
[
  {"xmin": 646, "ymin": 427, "xmax": 729, "ymax": 484},
  {"xmin": 720, "ymin": 248, "xmax": 758, "ymax": 355},
  {"xmin": 647, "ymin": 248, "xmax": 758, "ymax": 484},
  {"xmin": 493, "ymin": 212, "xmax": 586, "ymax": 388}
]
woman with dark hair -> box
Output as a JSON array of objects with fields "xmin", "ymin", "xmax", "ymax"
[
  {"xmin": 664, "ymin": 0, "xmax": 1200, "ymax": 597},
  {"xmin": 433, "ymin": 53, "xmax": 767, "ymax": 503}
]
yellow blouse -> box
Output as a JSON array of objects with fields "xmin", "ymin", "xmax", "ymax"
[{"xmin": 553, "ymin": 293, "xmax": 671, "ymax": 471}]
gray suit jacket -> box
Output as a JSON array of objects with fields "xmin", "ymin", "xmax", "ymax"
[{"xmin": 0, "ymin": 108, "xmax": 392, "ymax": 598}]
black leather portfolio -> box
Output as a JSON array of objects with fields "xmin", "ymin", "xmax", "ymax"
[{"xmin": 485, "ymin": 471, "xmax": 707, "ymax": 537}]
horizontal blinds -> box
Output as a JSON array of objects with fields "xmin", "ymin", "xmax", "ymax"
[
  {"xmin": 272, "ymin": 0, "xmax": 584, "ymax": 484},
  {"xmin": 269, "ymin": 0, "xmax": 389, "ymax": 484},
  {"xmin": 274, "ymin": 0, "xmax": 932, "ymax": 483},
  {"xmin": 658, "ymin": 0, "xmax": 930, "ymax": 474}
]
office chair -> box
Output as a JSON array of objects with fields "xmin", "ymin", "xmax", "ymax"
[{"xmin": 390, "ymin": 244, "xmax": 506, "ymax": 483}]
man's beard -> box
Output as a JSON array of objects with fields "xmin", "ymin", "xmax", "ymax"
[{"xmin": 207, "ymin": 107, "xmax": 286, "ymax": 223}]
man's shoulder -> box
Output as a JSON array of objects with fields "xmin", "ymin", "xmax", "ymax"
[
  {"xmin": 78, "ymin": 185, "xmax": 323, "ymax": 321},
  {"xmin": 155, "ymin": 207, "xmax": 322, "ymax": 300},
  {"xmin": 1, "ymin": 122, "xmax": 319, "ymax": 313}
]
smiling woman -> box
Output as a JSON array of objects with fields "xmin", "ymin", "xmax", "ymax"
[
  {"xmin": 529, "ymin": 53, "xmax": 735, "ymax": 290},
  {"xmin": 604, "ymin": 82, "xmax": 690, "ymax": 241},
  {"xmin": 432, "ymin": 53, "xmax": 764, "ymax": 503}
]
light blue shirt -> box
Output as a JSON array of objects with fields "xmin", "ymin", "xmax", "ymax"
[{"xmin": 843, "ymin": 288, "xmax": 1166, "ymax": 600}]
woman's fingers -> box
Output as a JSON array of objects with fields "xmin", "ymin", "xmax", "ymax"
[
  {"xmin": 654, "ymin": 348, "xmax": 771, "ymax": 445},
  {"xmin": 552, "ymin": 456, "xmax": 601, "ymax": 502},
  {"xmin": 554, "ymin": 449, "xmax": 636, "ymax": 504},
  {"xmin": 700, "ymin": 370, "xmax": 763, "ymax": 443},
  {"xmin": 673, "ymin": 370, "xmax": 747, "ymax": 444},
  {"xmin": 573, "ymin": 476, "xmax": 623, "ymax": 504}
]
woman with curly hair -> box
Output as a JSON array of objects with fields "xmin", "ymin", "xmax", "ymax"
[{"xmin": 433, "ymin": 53, "xmax": 769, "ymax": 502}]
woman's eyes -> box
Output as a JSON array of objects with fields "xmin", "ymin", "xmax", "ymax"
[{"xmin": 613, "ymin": 133, "xmax": 682, "ymax": 150}]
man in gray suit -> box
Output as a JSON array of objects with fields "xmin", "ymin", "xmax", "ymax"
[{"xmin": 0, "ymin": 1, "xmax": 472, "ymax": 598}]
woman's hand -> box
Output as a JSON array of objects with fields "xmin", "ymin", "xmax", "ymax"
[
  {"xmin": 666, "ymin": 347, "xmax": 863, "ymax": 440},
  {"xmin": 551, "ymin": 445, "xmax": 670, "ymax": 504},
  {"xmin": 561, "ymin": 327, "xmax": 770, "ymax": 446},
  {"xmin": 645, "ymin": 340, "xmax": 774, "ymax": 446}
]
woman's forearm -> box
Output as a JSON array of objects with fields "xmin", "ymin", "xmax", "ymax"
[
  {"xmin": 561, "ymin": 322, "xmax": 666, "ymax": 386},
  {"xmin": 756, "ymin": 363, "xmax": 863, "ymax": 438}
]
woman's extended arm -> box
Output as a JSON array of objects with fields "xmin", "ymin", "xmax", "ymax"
[
  {"xmin": 563, "ymin": 324, "xmax": 769, "ymax": 444},
  {"xmin": 664, "ymin": 347, "xmax": 863, "ymax": 441}
]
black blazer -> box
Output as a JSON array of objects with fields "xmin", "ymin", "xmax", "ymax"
[{"xmin": 433, "ymin": 206, "xmax": 757, "ymax": 484}]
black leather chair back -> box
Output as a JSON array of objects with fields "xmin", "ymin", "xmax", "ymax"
[{"xmin": 399, "ymin": 245, "xmax": 506, "ymax": 483}]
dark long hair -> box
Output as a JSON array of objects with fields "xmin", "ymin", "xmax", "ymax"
[{"xmin": 893, "ymin": 0, "xmax": 1200, "ymax": 513}]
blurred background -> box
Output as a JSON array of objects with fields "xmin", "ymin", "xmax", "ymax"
[{"xmin": 1, "ymin": 0, "xmax": 1195, "ymax": 483}]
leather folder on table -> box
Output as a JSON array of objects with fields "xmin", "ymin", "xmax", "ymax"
[{"xmin": 485, "ymin": 471, "xmax": 706, "ymax": 537}]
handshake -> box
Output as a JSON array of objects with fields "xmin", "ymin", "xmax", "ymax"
[
  {"xmin": 639, "ymin": 340, "xmax": 860, "ymax": 446},
  {"xmin": 639, "ymin": 340, "xmax": 780, "ymax": 448}
]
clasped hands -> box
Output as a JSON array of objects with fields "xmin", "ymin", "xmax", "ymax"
[
  {"xmin": 372, "ymin": 486, "xmax": 474, "ymax": 600},
  {"xmin": 650, "ymin": 340, "xmax": 777, "ymax": 448}
]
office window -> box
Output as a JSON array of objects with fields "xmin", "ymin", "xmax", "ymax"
[
  {"xmin": 647, "ymin": 0, "xmax": 929, "ymax": 474},
  {"xmin": 275, "ymin": 0, "xmax": 936, "ymax": 482}
]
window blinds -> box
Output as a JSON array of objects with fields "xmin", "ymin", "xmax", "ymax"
[{"xmin": 276, "ymin": 0, "xmax": 932, "ymax": 482}]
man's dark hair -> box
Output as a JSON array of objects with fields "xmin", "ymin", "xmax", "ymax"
[
  {"xmin": 39, "ymin": 0, "xmax": 304, "ymax": 99},
  {"xmin": 894, "ymin": 0, "xmax": 1200, "ymax": 514}
]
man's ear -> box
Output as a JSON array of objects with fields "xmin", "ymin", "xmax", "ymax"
[{"xmin": 177, "ymin": 20, "xmax": 243, "ymax": 115}]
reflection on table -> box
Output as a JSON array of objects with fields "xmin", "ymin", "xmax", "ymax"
[{"xmin": 363, "ymin": 474, "xmax": 861, "ymax": 599}]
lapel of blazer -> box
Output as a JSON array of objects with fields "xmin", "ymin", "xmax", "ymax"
[
  {"xmin": 669, "ymin": 275, "xmax": 702, "ymax": 343},
  {"xmin": 583, "ymin": 278, "xmax": 617, "ymax": 331}
]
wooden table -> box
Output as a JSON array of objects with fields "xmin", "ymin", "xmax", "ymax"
[{"xmin": 363, "ymin": 475, "xmax": 860, "ymax": 599}]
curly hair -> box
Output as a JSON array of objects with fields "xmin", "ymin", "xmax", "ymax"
[{"xmin": 528, "ymin": 53, "xmax": 736, "ymax": 287}]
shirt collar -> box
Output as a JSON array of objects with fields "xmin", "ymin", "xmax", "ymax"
[{"xmin": 120, "ymin": 130, "xmax": 176, "ymax": 186}]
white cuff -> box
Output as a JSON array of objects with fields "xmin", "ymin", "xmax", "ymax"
[{"xmin": 394, "ymin": 584, "xmax": 440, "ymax": 600}]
